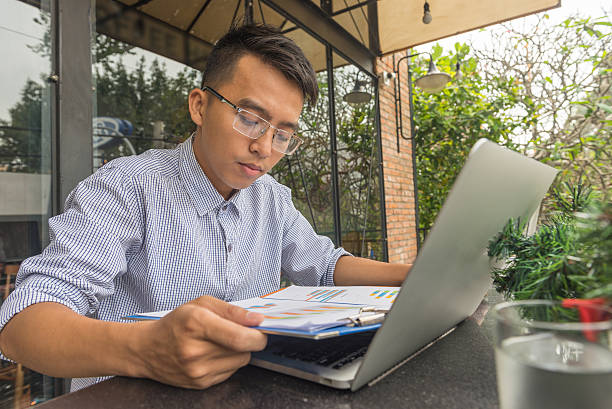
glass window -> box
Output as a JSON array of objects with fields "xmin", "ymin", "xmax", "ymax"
[
  {"xmin": 269, "ymin": 29, "xmax": 335, "ymax": 241},
  {"xmin": 92, "ymin": 22, "xmax": 200, "ymax": 169},
  {"xmin": 333, "ymin": 52, "xmax": 385, "ymax": 260},
  {"xmin": 0, "ymin": 0, "xmax": 53, "ymax": 405}
]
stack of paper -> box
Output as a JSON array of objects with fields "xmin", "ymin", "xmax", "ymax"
[{"xmin": 125, "ymin": 285, "xmax": 401, "ymax": 333}]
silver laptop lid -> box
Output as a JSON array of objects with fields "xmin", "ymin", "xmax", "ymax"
[{"xmin": 351, "ymin": 139, "xmax": 558, "ymax": 390}]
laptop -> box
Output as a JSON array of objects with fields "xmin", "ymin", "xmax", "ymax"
[{"xmin": 250, "ymin": 139, "xmax": 558, "ymax": 391}]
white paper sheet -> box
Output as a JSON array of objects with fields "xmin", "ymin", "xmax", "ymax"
[{"xmin": 125, "ymin": 286, "xmax": 401, "ymax": 332}]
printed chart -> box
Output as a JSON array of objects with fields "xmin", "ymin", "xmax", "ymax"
[
  {"xmin": 262, "ymin": 285, "xmax": 401, "ymax": 307},
  {"xmin": 125, "ymin": 285, "xmax": 401, "ymax": 332},
  {"xmin": 245, "ymin": 303, "xmax": 277, "ymax": 309},
  {"xmin": 266, "ymin": 305, "xmax": 355, "ymax": 320},
  {"xmin": 231, "ymin": 297, "xmax": 363, "ymax": 330},
  {"xmin": 369, "ymin": 290, "xmax": 399, "ymax": 302},
  {"xmin": 305, "ymin": 289, "xmax": 347, "ymax": 302}
]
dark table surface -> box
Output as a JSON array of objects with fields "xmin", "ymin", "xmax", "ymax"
[{"xmin": 38, "ymin": 297, "xmax": 500, "ymax": 409}]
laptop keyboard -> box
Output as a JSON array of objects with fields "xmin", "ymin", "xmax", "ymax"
[{"xmin": 265, "ymin": 331, "xmax": 376, "ymax": 369}]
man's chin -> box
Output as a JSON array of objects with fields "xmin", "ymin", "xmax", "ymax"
[{"xmin": 231, "ymin": 174, "xmax": 265, "ymax": 190}]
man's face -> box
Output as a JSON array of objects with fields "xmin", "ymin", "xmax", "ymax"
[{"xmin": 189, "ymin": 54, "xmax": 304, "ymax": 200}]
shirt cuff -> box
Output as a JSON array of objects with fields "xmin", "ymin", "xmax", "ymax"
[{"xmin": 325, "ymin": 247, "xmax": 353, "ymax": 286}]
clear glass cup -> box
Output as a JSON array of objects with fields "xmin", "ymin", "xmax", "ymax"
[{"xmin": 493, "ymin": 300, "xmax": 612, "ymax": 409}]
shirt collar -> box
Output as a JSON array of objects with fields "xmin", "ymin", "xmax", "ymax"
[{"xmin": 179, "ymin": 136, "xmax": 247, "ymax": 217}]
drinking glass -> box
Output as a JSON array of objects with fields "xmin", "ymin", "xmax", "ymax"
[{"xmin": 493, "ymin": 300, "xmax": 612, "ymax": 409}]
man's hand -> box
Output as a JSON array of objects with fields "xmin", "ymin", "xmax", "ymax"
[
  {"xmin": 134, "ymin": 296, "xmax": 268, "ymax": 389},
  {"xmin": 0, "ymin": 298, "xmax": 266, "ymax": 389}
]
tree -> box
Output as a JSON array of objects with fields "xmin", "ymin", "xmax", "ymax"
[
  {"xmin": 1, "ymin": 11, "xmax": 200, "ymax": 173},
  {"xmin": 412, "ymin": 43, "xmax": 536, "ymax": 241},
  {"xmin": 414, "ymin": 13, "xmax": 612, "ymax": 240},
  {"xmin": 94, "ymin": 54, "xmax": 200, "ymax": 159},
  {"xmin": 28, "ymin": 12, "xmax": 136, "ymax": 62},
  {"xmin": 0, "ymin": 80, "xmax": 44, "ymax": 173},
  {"xmin": 473, "ymin": 14, "xmax": 612, "ymax": 200}
]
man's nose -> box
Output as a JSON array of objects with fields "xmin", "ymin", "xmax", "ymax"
[{"xmin": 250, "ymin": 126, "xmax": 275, "ymax": 157}]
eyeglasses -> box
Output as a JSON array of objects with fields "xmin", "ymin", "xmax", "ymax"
[{"xmin": 201, "ymin": 86, "xmax": 303, "ymax": 155}]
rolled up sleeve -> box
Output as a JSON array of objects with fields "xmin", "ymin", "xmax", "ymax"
[
  {"xmin": 0, "ymin": 166, "xmax": 143, "ymax": 360},
  {"xmin": 279, "ymin": 188, "xmax": 352, "ymax": 287}
]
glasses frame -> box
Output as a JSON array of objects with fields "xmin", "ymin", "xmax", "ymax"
[{"xmin": 201, "ymin": 86, "xmax": 303, "ymax": 155}]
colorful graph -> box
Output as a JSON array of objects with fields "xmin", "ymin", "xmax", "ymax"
[
  {"xmin": 245, "ymin": 303, "xmax": 277, "ymax": 310},
  {"xmin": 369, "ymin": 290, "xmax": 399, "ymax": 301},
  {"xmin": 305, "ymin": 289, "xmax": 347, "ymax": 302},
  {"xmin": 262, "ymin": 304, "xmax": 355, "ymax": 320}
]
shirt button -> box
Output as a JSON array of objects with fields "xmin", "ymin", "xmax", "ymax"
[
  {"xmin": 227, "ymin": 243, "xmax": 233, "ymax": 252},
  {"xmin": 222, "ymin": 204, "xmax": 228, "ymax": 211}
]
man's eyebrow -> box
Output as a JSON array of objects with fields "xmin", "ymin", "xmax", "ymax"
[{"xmin": 237, "ymin": 98, "xmax": 299, "ymax": 131}]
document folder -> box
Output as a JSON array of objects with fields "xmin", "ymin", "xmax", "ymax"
[{"xmin": 124, "ymin": 285, "xmax": 398, "ymax": 339}]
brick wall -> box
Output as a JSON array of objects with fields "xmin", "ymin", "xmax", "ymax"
[{"xmin": 377, "ymin": 54, "xmax": 418, "ymax": 264}]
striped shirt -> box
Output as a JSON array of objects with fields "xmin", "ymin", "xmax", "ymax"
[{"xmin": 0, "ymin": 137, "xmax": 349, "ymax": 390}]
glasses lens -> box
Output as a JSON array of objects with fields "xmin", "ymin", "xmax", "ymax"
[
  {"xmin": 233, "ymin": 109, "xmax": 302, "ymax": 155},
  {"xmin": 272, "ymin": 129, "xmax": 292, "ymax": 152},
  {"xmin": 282, "ymin": 133, "xmax": 302, "ymax": 155},
  {"xmin": 234, "ymin": 110, "xmax": 266, "ymax": 139}
]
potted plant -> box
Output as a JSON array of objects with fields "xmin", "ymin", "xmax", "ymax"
[{"xmin": 488, "ymin": 183, "xmax": 612, "ymax": 303}]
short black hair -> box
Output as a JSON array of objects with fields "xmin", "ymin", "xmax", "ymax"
[{"xmin": 201, "ymin": 24, "xmax": 318, "ymax": 106}]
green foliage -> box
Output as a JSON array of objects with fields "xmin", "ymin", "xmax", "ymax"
[
  {"xmin": 415, "ymin": 14, "xmax": 612, "ymax": 242},
  {"xmin": 94, "ymin": 54, "xmax": 200, "ymax": 156},
  {"xmin": 412, "ymin": 43, "xmax": 535, "ymax": 241},
  {"xmin": 0, "ymin": 80, "xmax": 45, "ymax": 172},
  {"xmin": 577, "ymin": 203, "xmax": 612, "ymax": 298},
  {"xmin": 488, "ymin": 182, "xmax": 612, "ymax": 301},
  {"xmin": 1, "ymin": 19, "xmax": 200, "ymax": 173},
  {"xmin": 474, "ymin": 14, "xmax": 612, "ymax": 202}
]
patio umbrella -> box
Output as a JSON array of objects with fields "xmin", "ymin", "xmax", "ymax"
[{"xmin": 96, "ymin": 0, "xmax": 560, "ymax": 74}]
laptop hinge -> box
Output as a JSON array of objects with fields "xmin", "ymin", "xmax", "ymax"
[{"xmin": 367, "ymin": 326, "xmax": 457, "ymax": 388}]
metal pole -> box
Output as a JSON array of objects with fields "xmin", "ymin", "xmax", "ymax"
[
  {"xmin": 373, "ymin": 80, "xmax": 389, "ymax": 261},
  {"xmin": 326, "ymin": 49, "xmax": 342, "ymax": 246},
  {"xmin": 244, "ymin": 0, "xmax": 253, "ymax": 24},
  {"xmin": 321, "ymin": 0, "xmax": 342, "ymax": 246},
  {"xmin": 406, "ymin": 57, "xmax": 421, "ymax": 251},
  {"xmin": 55, "ymin": 0, "xmax": 94, "ymax": 213}
]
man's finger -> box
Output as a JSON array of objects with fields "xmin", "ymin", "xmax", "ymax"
[
  {"xmin": 189, "ymin": 295, "xmax": 265, "ymax": 327},
  {"xmin": 187, "ymin": 306, "xmax": 268, "ymax": 352},
  {"xmin": 172, "ymin": 348, "xmax": 251, "ymax": 389},
  {"xmin": 190, "ymin": 367, "xmax": 242, "ymax": 390}
]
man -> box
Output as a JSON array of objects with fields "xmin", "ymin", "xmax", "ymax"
[{"xmin": 0, "ymin": 25, "xmax": 410, "ymax": 391}]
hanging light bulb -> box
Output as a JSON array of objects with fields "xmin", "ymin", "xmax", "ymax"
[
  {"xmin": 414, "ymin": 56, "xmax": 451, "ymax": 93},
  {"xmin": 344, "ymin": 79, "xmax": 371, "ymax": 105},
  {"xmin": 422, "ymin": 1, "xmax": 432, "ymax": 24},
  {"xmin": 454, "ymin": 61, "xmax": 463, "ymax": 81}
]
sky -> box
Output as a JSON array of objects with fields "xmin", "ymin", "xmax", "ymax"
[{"xmin": 1, "ymin": 0, "xmax": 611, "ymax": 121}]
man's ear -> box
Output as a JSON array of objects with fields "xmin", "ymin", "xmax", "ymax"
[{"xmin": 188, "ymin": 88, "xmax": 208, "ymax": 127}]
